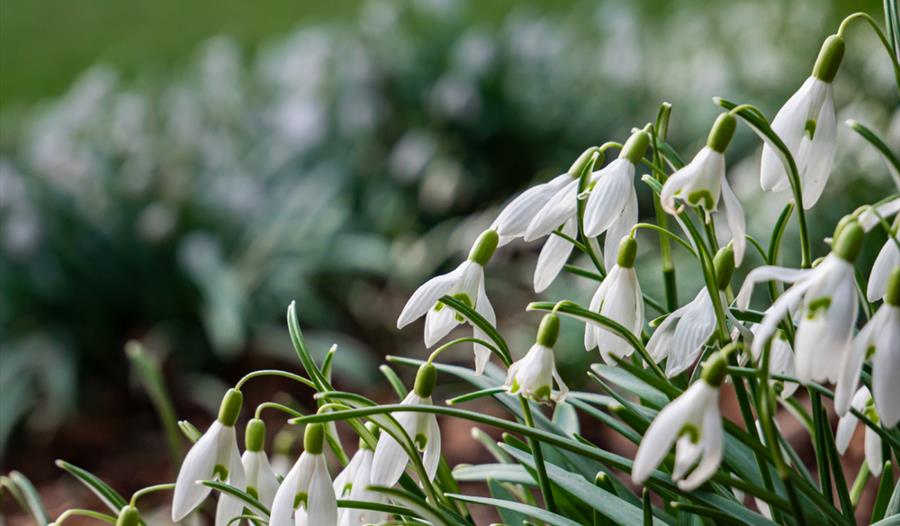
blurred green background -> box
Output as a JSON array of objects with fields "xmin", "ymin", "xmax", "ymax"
[{"xmin": 0, "ymin": 0, "xmax": 896, "ymax": 521}]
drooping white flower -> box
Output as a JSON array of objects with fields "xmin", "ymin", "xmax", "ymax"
[
  {"xmin": 835, "ymin": 387, "xmax": 883, "ymax": 477},
  {"xmin": 866, "ymin": 230, "xmax": 898, "ymax": 302},
  {"xmin": 735, "ymin": 220, "xmax": 863, "ymax": 384},
  {"xmin": 584, "ymin": 236, "xmax": 643, "ymax": 364},
  {"xmin": 835, "ymin": 267, "xmax": 900, "ymax": 427},
  {"xmin": 333, "ymin": 441, "xmax": 386, "ymax": 526},
  {"xmin": 370, "ymin": 364, "xmax": 442, "ymax": 488},
  {"xmin": 661, "ymin": 113, "xmax": 745, "ymax": 265},
  {"xmin": 582, "ymin": 130, "xmax": 648, "ymax": 270},
  {"xmin": 632, "ymin": 353, "xmax": 727, "ymax": 491},
  {"xmin": 492, "ymin": 147, "xmax": 597, "ymax": 246},
  {"xmin": 504, "ymin": 314, "xmax": 569, "ymax": 403},
  {"xmin": 172, "ymin": 389, "xmax": 246, "ymax": 524},
  {"xmin": 269, "ymin": 424, "xmax": 338, "ymax": 526},
  {"xmin": 648, "ymin": 289, "xmax": 717, "ymax": 377},
  {"xmin": 241, "ymin": 419, "xmax": 279, "ymax": 511},
  {"xmin": 397, "ymin": 229, "xmax": 498, "ymax": 374},
  {"xmin": 856, "ymin": 197, "xmax": 900, "ymax": 233}
]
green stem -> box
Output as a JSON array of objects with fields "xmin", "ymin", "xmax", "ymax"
[
  {"xmin": 650, "ymin": 106, "xmax": 678, "ymax": 311},
  {"xmin": 849, "ymin": 462, "xmax": 870, "ymax": 506},
  {"xmin": 519, "ymin": 397, "xmax": 557, "ymax": 514},
  {"xmin": 809, "ymin": 391, "xmax": 833, "ymax": 504},
  {"xmin": 130, "ymin": 483, "xmax": 175, "ymax": 506},
  {"xmin": 236, "ymin": 369, "xmax": 315, "ymax": 390},
  {"xmin": 837, "ymin": 12, "xmax": 900, "ymax": 92},
  {"xmin": 52, "ymin": 509, "xmax": 117, "ymax": 525}
]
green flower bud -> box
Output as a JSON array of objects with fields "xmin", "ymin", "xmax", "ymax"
[
  {"xmin": 706, "ymin": 113, "xmax": 736, "ymax": 153},
  {"xmin": 536, "ymin": 314, "xmax": 560, "ymax": 347},
  {"xmin": 886, "ymin": 267, "xmax": 900, "ymax": 306},
  {"xmin": 217, "ymin": 388, "xmax": 243, "ymax": 427},
  {"xmin": 832, "ymin": 220, "xmax": 864, "ymax": 262},
  {"xmin": 619, "ymin": 130, "xmax": 651, "ymax": 164},
  {"xmin": 617, "ymin": 236, "xmax": 638, "ymax": 268},
  {"xmin": 713, "ymin": 244, "xmax": 736, "ymax": 290},
  {"xmin": 812, "ymin": 34, "xmax": 845, "ymax": 83},
  {"xmin": 414, "ymin": 362, "xmax": 437, "ymax": 398},
  {"xmin": 245, "ymin": 418, "xmax": 266, "ymax": 452},
  {"xmin": 567, "ymin": 146, "xmax": 600, "ymax": 179},
  {"xmin": 468, "ymin": 229, "xmax": 500, "ymax": 267},
  {"xmin": 116, "ymin": 506, "xmax": 140, "ymax": 526},
  {"xmin": 700, "ymin": 351, "xmax": 729, "ymax": 387},
  {"xmin": 304, "ymin": 423, "xmax": 325, "ymax": 455}
]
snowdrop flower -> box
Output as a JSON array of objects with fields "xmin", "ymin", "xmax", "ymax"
[
  {"xmin": 333, "ymin": 428, "xmax": 386, "ymax": 526},
  {"xmin": 735, "ymin": 220, "xmax": 863, "ymax": 384},
  {"xmin": 835, "ymin": 267, "xmax": 900, "ymax": 426},
  {"xmin": 632, "ymin": 351, "xmax": 727, "ymax": 491},
  {"xmin": 866, "ymin": 226, "xmax": 898, "ymax": 302},
  {"xmin": 856, "ymin": 197, "xmax": 900, "ymax": 233},
  {"xmin": 581, "ymin": 130, "xmax": 650, "ymax": 269},
  {"xmin": 241, "ymin": 419, "xmax": 279, "ymax": 510},
  {"xmin": 835, "ymin": 387, "xmax": 883, "ymax": 477},
  {"xmin": 370, "ymin": 363, "xmax": 442, "ymax": 487},
  {"xmin": 584, "ymin": 236, "xmax": 643, "ymax": 364},
  {"xmin": 172, "ymin": 389, "xmax": 246, "ymax": 524},
  {"xmin": 397, "ymin": 229, "xmax": 498, "ymax": 374},
  {"xmin": 661, "ymin": 113, "xmax": 745, "ymax": 265},
  {"xmin": 504, "ymin": 313, "xmax": 569, "ymax": 403},
  {"xmin": 492, "ymin": 147, "xmax": 598, "ymax": 246},
  {"xmin": 269, "ymin": 423, "xmax": 338, "ymax": 526},
  {"xmin": 760, "ymin": 35, "xmax": 844, "ymax": 208}
]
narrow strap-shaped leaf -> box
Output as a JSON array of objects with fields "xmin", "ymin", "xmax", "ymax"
[
  {"xmin": 488, "ymin": 478, "xmax": 533, "ymax": 526},
  {"xmin": 369, "ymin": 486, "xmax": 459, "ymax": 525},
  {"xmin": 872, "ymin": 461, "xmax": 896, "ymax": 522},
  {"xmin": 447, "ymin": 493, "xmax": 582, "ymax": 526},
  {"xmin": 453, "ymin": 464, "xmax": 536, "ymax": 486},
  {"xmin": 56, "ymin": 460, "xmax": 127, "ymax": 512},
  {"xmin": 379, "ymin": 365, "xmax": 408, "ymax": 398},
  {"xmin": 200, "ymin": 480, "xmax": 270, "ymax": 516},
  {"xmin": 1, "ymin": 472, "xmax": 49, "ymax": 525},
  {"xmin": 177, "ymin": 420, "xmax": 202, "ymax": 443},
  {"xmin": 438, "ymin": 294, "xmax": 511, "ymax": 364},
  {"xmin": 847, "ymin": 119, "xmax": 900, "ymax": 188}
]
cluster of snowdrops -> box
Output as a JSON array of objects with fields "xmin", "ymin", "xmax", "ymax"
[{"xmin": 50, "ymin": 11, "xmax": 900, "ymax": 526}]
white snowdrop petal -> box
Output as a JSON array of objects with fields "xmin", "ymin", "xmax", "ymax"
[
  {"xmin": 736, "ymin": 265, "xmax": 812, "ymax": 310},
  {"xmin": 799, "ymin": 87, "xmax": 836, "ymax": 208},
  {"xmin": 677, "ymin": 402, "xmax": 723, "ymax": 491},
  {"xmin": 397, "ymin": 265, "xmax": 464, "ymax": 328},
  {"xmin": 866, "ymin": 240, "xmax": 899, "ymax": 301},
  {"xmin": 423, "ymin": 305, "xmax": 459, "ymax": 347},
  {"xmin": 493, "ymin": 174, "xmax": 568, "ymax": 243},
  {"xmin": 720, "ymin": 177, "xmax": 746, "ymax": 266},
  {"xmin": 533, "ymin": 217, "xmax": 576, "ymax": 293},
  {"xmin": 307, "ymin": 458, "xmax": 338, "ymax": 526},
  {"xmin": 583, "ymin": 160, "xmax": 633, "ymax": 238},
  {"xmin": 172, "ymin": 421, "xmax": 223, "ymax": 521},
  {"xmin": 865, "ymin": 427, "xmax": 883, "ymax": 477},
  {"xmin": 472, "ymin": 279, "xmax": 496, "ymax": 375},
  {"xmin": 761, "ymin": 77, "xmax": 816, "ymax": 192},
  {"xmin": 421, "ymin": 415, "xmax": 443, "ymax": 481},
  {"xmin": 872, "ymin": 308, "xmax": 900, "ymax": 427},
  {"xmin": 524, "ymin": 178, "xmax": 580, "ymax": 241},
  {"xmin": 602, "ymin": 190, "xmax": 638, "ymax": 271}
]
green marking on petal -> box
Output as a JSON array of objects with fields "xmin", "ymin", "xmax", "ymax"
[
  {"xmin": 415, "ymin": 433, "xmax": 428, "ymax": 451},
  {"xmin": 805, "ymin": 119, "xmax": 817, "ymax": 139},
  {"xmin": 293, "ymin": 491, "xmax": 308, "ymax": 510},
  {"xmin": 533, "ymin": 385, "xmax": 552, "ymax": 401},
  {"xmin": 213, "ymin": 464, "xmax": 229, "ymax": 481},
  {"xmin": 865, "ymin": 344, "xmax": 877, "ymax": 360},
  {"xmin": 246, "ymin": 486, "xmax": 259, "ymax": 499},
  {"xmin": 687, "ymin": 189, "xmax": 714, "ymax": 211},
  {"xmin": 806, "ymin": 297, "xmax": 831, "ymax": 319},
  {"xmin": 679, "ymin": 423, "xmax": 700, "ymax": 444}
]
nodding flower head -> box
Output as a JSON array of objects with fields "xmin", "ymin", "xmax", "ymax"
[
  {"xmin": 835, "ymin": 387, "xmax": 884, "ymax": 476},
  {"xmin": 760, "ymin": 35, "xmax": 843, "ymax": 209},
  {"xmin": 241, "ymin": 419, "xmax": 279, "ymax": 510},
  {"xmin": 269, "ymin": 424, "xmax": 337, "ymax": 526},
  {"xmin": 661, "ymin": 114, "xmax": 745, "ymax": 265},
  {"xmin": 632, "ymin": 354, "xmax": 725, "ymax": 491},
  {"xmin": 396, "ymin": 229, "xmax": 498, "ymax": 374},
  {"xmin": 172, "ymin": 388, "xmax": 246, "ymax": 525},
  {"xmin": 504, "ymin": 314, "xmax": 569, "ymax": 403}
]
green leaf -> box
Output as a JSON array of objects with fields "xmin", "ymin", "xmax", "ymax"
[
  {"xmin": 502, "ymin": 444, "xmax": 667, "ymax": 526},
  {"xmin": 846, "ymin": 119, "xmax": 900, "ymax": 188},
  {"xmin": 125, "ymin": 341, "xmax": 183, "ymax": 464},
  {"xmin": 872, "ymin": 461, "xmax": 895, "ymax": 522},
  {"xmin": 453, "ymin": 463, "xmax": 536, "ymax": 486},
  {"xmin": 552, "ymin": 401, "xmax": 580, "ymax": 437},
  {"xmin": 56, "ymin": 460, "xmax": 127, "ymax": 513},
  {"xmin": 201, "ymin": 480, "xmax": 270, "ymax": 517},
  {"xmin": 369, "ymin": 486, "xmax": 460, "ymax": 525},
  {"xmin": 438, "ymin": 295, "xmax": 511, "ymax": 364},
  {"xmin": 448, "ymin": 493, "xmax": 583, "ymax": 526},
  {"xmin": 488, "ymin": 478, "xmax": 534, "ymax": 526},
  {"xmin": 590, "ymin": 364, "xmax": 668, "ymax": 408},
  {"xmin": 1, "ymin": 471, "xmax": 49, "ymax": 525},
  {"xmin": 178, "ymin": 420, "xmax": 202, "ymax": 443},
  {"xmin": 379, "ymin": 365, "xmax": 408, "ymax": 398}
]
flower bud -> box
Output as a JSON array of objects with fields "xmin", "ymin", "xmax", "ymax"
[
  {"xmin": 706, "ymin": 113, "xmax": 736, "ymax": 154},
  {"xmin": 245, "ymin": 418, "xmax": 266, "ymax": 452},
  {"xmin": 832, "ymin": 220, "xmax": 864, "ymax": 262},
  {"xmin": 536, "ymin": 314, "xmax": 560, "ymax": 347},
  {"xmin": 617, "ymin": 236, "xmax": 638, "ymax": 268},
  {"xmin": 700, "ymin": 351, "xmax": 729, "ymax": 387},
  {"xmin": 467, "ymin": 229, "xmax": 499, "ymax": 267},
  {"xmin": 304, "ymin": 423, "xmax": 325, "ymax": 455},
  {"xmin": 812, "ymin": 34, "xmax": 845, "ymax": 83},
  {"xmin": 414, "ymin": 362, "xmax": 437, "ymax": 398},
  {"xmin": 116, "ymin": 506, "xmax": 140, "ymax": 526},
  {"xmin": 886, "ymin": 267, "xmax": 900, "ymax": 306},
  {"xmin": 567, "ymin": 146, "xmax": 600, "ymax": 179},
  {"xmin": 217, "ymin": 388, "xmax": 243, "ymax": 427},
  {"xmin": 619, "ymin": 130, "xmax": 651, "ymax": 164},
  {"xmin": 713, "ymin": 244, "xmax": 736, "ymax": 290}
]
